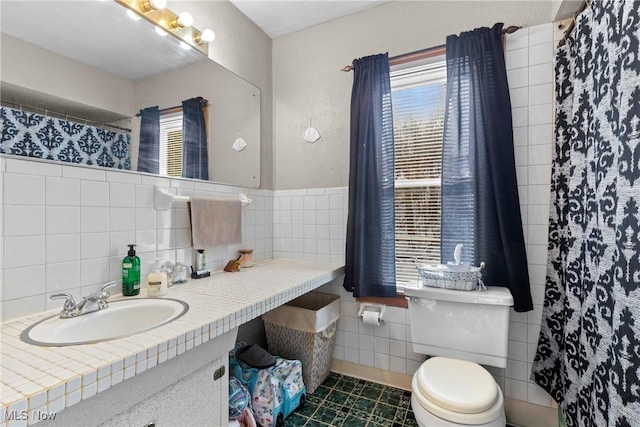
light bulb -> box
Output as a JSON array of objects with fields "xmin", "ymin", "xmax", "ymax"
[
  {"xmin": 126, "ymin": 9, "xmax": 141, "ymax": 21},
  {"xmin": 149, "ymin": 0, "xmax": 167, "ymax": 10},
  {"xmin": 155, "ymin": 26, "xmax": 168, "ymax": 37},
  {"xmin": 177, "ymin": 11, "xmax": 194, "ymax": 27},
  {"xmin": 179, "ymin": 41, "xmax": 192, "ymax": 51},
  {"xmin": 200, "ymin": 28, "xmax": 215, "ymax": 42}
]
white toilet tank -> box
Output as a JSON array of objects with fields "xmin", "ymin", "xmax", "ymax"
[{"xmin": 404, "ymin": 285, "xmax": 513, "ymax": 368}]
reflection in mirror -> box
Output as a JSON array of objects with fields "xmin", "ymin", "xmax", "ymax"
[{"xmin": 0, "ymin": 0, "xmax": 260, "ymax": 188}]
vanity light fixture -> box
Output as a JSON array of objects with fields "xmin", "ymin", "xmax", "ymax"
[
  {"xmin": 140, "ymin": 0, "xmax": 166, "ymax": 12},
  {"xmin": 179, "ymin": 41, "xmax": 192, "ymax": 50},
  {"xmin": 195, "ymin": 28, "xmax": 215, "ymax": 44},
  {"xmin": 116, "ymin": 0, "xmax": 212, "ymax": 55},
  {"xmin": 170, "ymin": 11, "xmax": 194, "ymax": 29}
]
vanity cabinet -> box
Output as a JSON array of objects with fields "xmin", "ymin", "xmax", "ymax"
[
  {"xmin": 48, "ymin": 329, "xmax": 237, "ymax": 427},
  {"xmin": 101, "ymin": 356, "xmax": 226, "ymax": 427}
]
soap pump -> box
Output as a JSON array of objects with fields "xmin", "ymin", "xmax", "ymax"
[
  {"xmin": 148, "ymin": 259, "xmax": 168, "ymax": 297},
  {"xmin": 122, "ymin": 244, "xmax": 141, "ymax": 296}
]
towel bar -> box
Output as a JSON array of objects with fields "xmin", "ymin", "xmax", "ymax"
[{"xmin": 154, "ymin": 186, "xmax": 252, "ymax": 210}]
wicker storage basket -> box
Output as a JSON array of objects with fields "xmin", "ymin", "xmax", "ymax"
[
  {"xmin": 262, "ymin": 292, "xmax": 340, "ymax": 394},
  {"xmin": 416, "ymin": 264, "xmax": 485, "ymax": 291}
]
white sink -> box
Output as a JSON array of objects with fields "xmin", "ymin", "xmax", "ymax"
[{"xmin": 21, "ymin": 298, "xmax": 189, "ymax": 346}]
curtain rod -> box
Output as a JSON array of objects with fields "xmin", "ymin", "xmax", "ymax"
[
  {"xmin": 136, "ymin": 98, "xmax": 209, "ymax": 117},
  {"xmin": 341, "ymin": 24, "xmax": 522, "ymax": 72},
  {"xmin": 558, "ymin": 0, "xmax": 590, "ymax": 46},
  {"xmin": 0, "ymin": 100, "xmax": 132, "ymax": 133}
]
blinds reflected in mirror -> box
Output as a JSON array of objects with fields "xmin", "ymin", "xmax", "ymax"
[{"xmin": 159, "ymin": 113, "xmax": 183, "ymax": 177}]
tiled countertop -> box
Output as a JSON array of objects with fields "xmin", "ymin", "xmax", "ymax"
[{"xmin": 0, "ymin": 259, "xmax": 344, "ymax": 425}]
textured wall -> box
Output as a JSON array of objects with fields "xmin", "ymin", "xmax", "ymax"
[{"xmin": 272, "ymin": 1, "xmax": 554, "ymax": 190}]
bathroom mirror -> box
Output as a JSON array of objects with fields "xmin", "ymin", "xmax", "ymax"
[{"xmin": 0, "ymin": 0, "xmax": 260, "ymax": 188}]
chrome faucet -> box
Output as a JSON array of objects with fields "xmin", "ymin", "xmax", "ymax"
[{"xmin": 50, "ymin": 281, "xmax": 118, "ymax": 318}]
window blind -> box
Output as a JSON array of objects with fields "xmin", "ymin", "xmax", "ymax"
[
  {"xmin": 159, "ymin": 114, "xmax": 183, "ymax": 178},
  {"xmin": 391, "ymin": 59, "xmax": 447, "ymax": 284}
]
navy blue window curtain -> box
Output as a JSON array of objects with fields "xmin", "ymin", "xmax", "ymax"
[
  {"xmin": 343, "ymin": 53, "xmax": 397, "ymax": 298},
  {"xmin": 441, "ymin": 23, "xmax": 532, "ymax": 312},
  {"xmin": 182, "ymin": 97, "xmax": 209, "ymax": 180},
  {"xmin": 137, "ymin": 106, "xmax": 160, "ymax": 174}
]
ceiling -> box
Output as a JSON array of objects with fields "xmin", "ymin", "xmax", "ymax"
[{"xmin": 228, "ymin": 0, "xmax": 391, "ymax": 38}]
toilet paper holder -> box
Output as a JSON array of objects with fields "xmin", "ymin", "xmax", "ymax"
[{"xmin": 358, "ymin": 303, "xmax": 386, "ymax": 324}]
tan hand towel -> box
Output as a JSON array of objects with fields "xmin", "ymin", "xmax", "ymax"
[{"xmin": 189, "ymin": 197, "xmax": 242, "ymax": 248}]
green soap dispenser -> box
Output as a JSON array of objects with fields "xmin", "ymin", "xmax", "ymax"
[{"xmin": 122, "ymin": 244, "xmax": 141, "ymax": 296}]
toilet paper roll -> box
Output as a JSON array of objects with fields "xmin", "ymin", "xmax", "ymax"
[{"xmin": 362, "ymin": 310, "xmax": 380, "ymax": 326}]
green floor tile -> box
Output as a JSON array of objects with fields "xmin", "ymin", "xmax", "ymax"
[
  {"xmin": 322, "ymin": 373, "xmax": 340, "ymax": 388},
  {"xmin": 353, "ymin": 396, "xmax": 377, "ymax": 412},
  {"xmin": 307, "ymin": 393, "xmax": 325, "ymax": 405},
  {"xmin": 313, "ymin": 385, "xmax": 332, "ymax": 399},
  {"xmin": 315, "ymin": 406, "xmax": 339, "ymax": 425},
  {"xmin": 341, "ymin": 414, "xmax": 369, "ymax": 427},
  {"xmin": 380, "ymin": 389, "xmax": 402, "ymax": 407},
  {"xmin": 335, "ymin": 379, "xmax": 358, "ymax": 394},
  {"xmin": 373, "ymin": 403, "xmax": 397, "ymax": 421},
  {"xmin": 284, "ymin": 412, "xmax": 309, "ymax": 427},
  {"xmin": 324, "ymin": 399, "xmax": 345, "ymax": 411},
  {"xmin": 298, "ymin": 399, "xmax": 320, "ymax": 417},
  {"xmin": 326, "ymin": 389, "xmax": 350, "ymax": 405},
  {"xmin": 359, "ymin": 384, "xmax": 383, "ymax": 400},
  {"xmin": 392, "ymin": 408, "xmax": 407, "ymax": 424},
  {"xmin": 367, "ymin": 418, "xmax": 394, "ymax": 427},
  {"xmin": 403, "ymin": 411, "xmax": 418, "ymax": 427},
  {"xmin": 304, "ymin": 419, "xmax": 330, "ymax": 427},
  {"xmin": 332, "ymin": 409, "xmax": 349, "ymax": 426},
  {"xmin": 302, "ymin": 372, "xmax": 419, "ymax": 427}
]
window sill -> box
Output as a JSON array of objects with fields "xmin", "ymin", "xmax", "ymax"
[{"xmin": 356, "ymin": 291, "xmax": 408, "ymax": 309}]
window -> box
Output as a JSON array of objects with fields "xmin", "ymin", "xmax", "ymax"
[
  {"xmin": 391, "ymin": 55, "xmax": 447, "ymax": 285},
  {"xmin": 159, "ymin": 113, "xmax": 183, "ymax": 178}
]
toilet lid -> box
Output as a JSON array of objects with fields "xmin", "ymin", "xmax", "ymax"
[{"xmin": 416, "ymin": 357, "xmax": 498, "ymax": 414}]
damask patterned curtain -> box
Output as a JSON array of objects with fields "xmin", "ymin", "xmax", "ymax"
[
  {"xmin": 531, "ymin": 1, "xmax": 640, "ymax": 426},
  {"xmin": 0, "ymin": 107, "xmax": 130, "ymax": 169}
]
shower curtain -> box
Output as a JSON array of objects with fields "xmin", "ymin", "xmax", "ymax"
[{"xmin": 531, "ymin": 1, "xmax": 640, "ymax": 426}]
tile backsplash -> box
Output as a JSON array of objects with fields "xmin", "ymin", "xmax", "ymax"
[{"xmin": 0, "ymin": 156, "xmax": 272, "ymax": 321}]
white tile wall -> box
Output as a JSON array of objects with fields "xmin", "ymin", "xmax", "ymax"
[
  {"xmin": 273, "ymin": 188, "xmax": 425, "ymax": 377},
  {"xmin": 0, "ymin": 157, "xmax": 273, "ymax": 321},
  {"xmin": 273, "ymin": 187, "xmax": 347, "ymax": 264},
  {"xmin": 499, "ymin": 22, "xmax": 555, "ymax": 408}
]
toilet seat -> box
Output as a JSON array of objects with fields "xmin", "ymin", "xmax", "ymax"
[{"xmin": 412, "ymin": 357, "xmax": 504, "ymax": 425}]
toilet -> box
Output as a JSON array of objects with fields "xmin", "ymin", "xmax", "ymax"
[{"xmin": 404, "ymin": 284, "xmax": 513, "ymax": 426}]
